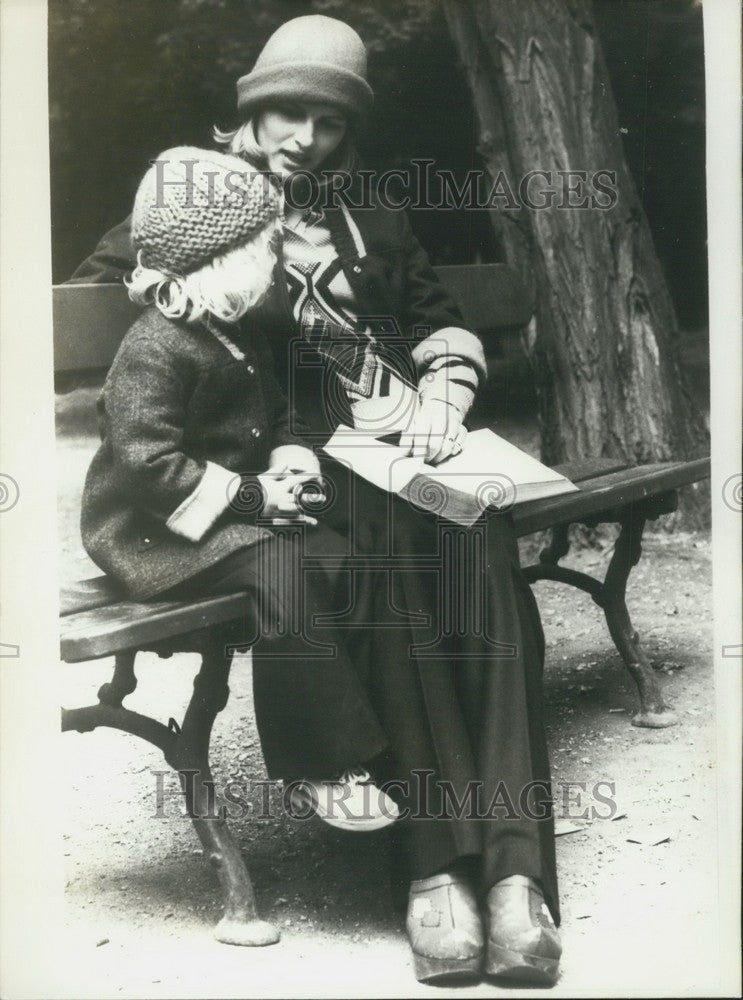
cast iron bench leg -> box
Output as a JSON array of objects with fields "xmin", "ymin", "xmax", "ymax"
[
  {"xmin": 98, "ymin": 649, "xmax": 138, "ymax": 706},
  {"xmin": 62, "ymin": 635, "xmax": 280, "ymax": 946},
  {"xmin": 524, "ymin": 515, "xmax": 677, "ymax": 728},
  {"xmin": 164, "ymin": 634, "xmax": 280, "ymax": 946},
  {"xmin": 601, "ymin": 510, "xmax": 677, "ymax": 728}
]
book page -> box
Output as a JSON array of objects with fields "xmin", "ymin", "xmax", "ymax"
[
  {"xmin": 323, "ymin": 426, "xmax": 422, "ymax": 493},
  {"xmin": 323, "ymin": 426, "xmax": 577, "ymax": 501},
  {"xmin": 430, "ymin": 428, "xmax": 571, "ymax": 484}
]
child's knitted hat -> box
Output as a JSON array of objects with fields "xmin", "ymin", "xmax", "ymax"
[
  {"xmin": 236, "ymin": 15, "xmax": 373, "ymax": 123},
  {"xmin": 132, "ymin": 146, "xmax": 281, "ymax": 275}
]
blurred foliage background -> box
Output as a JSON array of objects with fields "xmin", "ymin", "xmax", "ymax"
[{"xmin": 49, "ymin": 0, "xmax": 706, "ymax": 329}]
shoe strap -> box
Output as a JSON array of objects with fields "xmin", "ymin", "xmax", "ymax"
[
  {"xmin": 491, "ymin": 875, "xmax": 541, "ymax": 892},
  {"xmin": 410, "ymin": 870, "xmax": 472, "ymax": 893}
]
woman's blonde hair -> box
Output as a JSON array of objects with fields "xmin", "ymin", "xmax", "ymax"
[
  {"xmin": 126, "ymin": 221, "xmax": 279, "ymax": 325},
  {"xmin": 214, "ymin": 117, "xmax": 359, "ymax": 180}
]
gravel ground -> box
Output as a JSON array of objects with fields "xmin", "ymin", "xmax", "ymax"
[{"xmin": 54, "ymin": 422, "xmax": 722, "ymax": 998}]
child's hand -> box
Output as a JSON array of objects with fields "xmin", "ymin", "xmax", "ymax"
[{"xmin": 257, "ymin": 466, "xmax": 325, "ymax": 526}]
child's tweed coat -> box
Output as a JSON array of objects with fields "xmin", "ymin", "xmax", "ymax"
[{"xmin": 81, "ymin": 305, "xmax": 313, "ymax": 599}]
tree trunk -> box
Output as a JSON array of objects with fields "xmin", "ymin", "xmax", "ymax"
[{"xmin": 442, "ymin": 0, "xmax": 709, "ymax": 518}]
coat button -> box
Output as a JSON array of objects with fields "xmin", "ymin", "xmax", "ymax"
[
  {"xmin": 352, "ymin": 264, "xmax": 362, "ymax": 274},
  {"xmin": 246, "ymin": 365, "xmax": 255, "ymax": 374},
  {"xmin": 251, "ymin": 427, "xmax": 261, "ymax": 438}
]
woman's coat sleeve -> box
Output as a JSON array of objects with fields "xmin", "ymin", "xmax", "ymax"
[{"xmin": 67, "ymin": 215, "xmax": 136, "ymax": 284}]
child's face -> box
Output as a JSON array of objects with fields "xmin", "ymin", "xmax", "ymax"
[{"xmin": 256, "ymin": 102, "xmax": 347, "ymax": 180}]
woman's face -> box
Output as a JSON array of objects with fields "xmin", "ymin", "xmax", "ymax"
[{"xmin": 255, "ymin": 102, "xmax": 348, "ymax": 179}]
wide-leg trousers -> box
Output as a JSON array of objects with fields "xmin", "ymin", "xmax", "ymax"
[
  {"xmin": 320, "ymin": 457, "xmax": 558, "ymax": 919},
  {"xmin": 163, "ymin": 460, "xmax": 559, "ymax": 923}
]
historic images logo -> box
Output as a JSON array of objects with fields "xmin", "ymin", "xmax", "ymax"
[
  {"xmin": 151, "ymin": 769, "xmax": 618, "ymax": 823},
  {"xmin": 151, "ymin": 157, "xmax": 619, "ymax": 214},
  {"xmin": 285, "ymin": 160, "xmax": 619, "ymax": 213}
]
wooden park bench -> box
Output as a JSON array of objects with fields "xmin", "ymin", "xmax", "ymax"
[{"xmin": 56, "ymin": 268, "xmax": 710, "ymax": 946}]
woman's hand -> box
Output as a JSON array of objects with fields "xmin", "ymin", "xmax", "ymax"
[
  {"xmin": 399, "ymin": 399, "xmax": 467, "ymax": 465},
  {"xmin": 257, "ymin": 466, "xmax": 325, "ymax": 526}
]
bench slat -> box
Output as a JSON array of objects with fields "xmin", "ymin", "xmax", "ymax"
[
  {"xmin": 433, "ymin": 264, "xmax": 534, "ymax": 330},
  {"xmin": 60, "ymin": 576, "xmax": 125, "ymax": 616},
  {"xmin": 60, "ymin": 592, "xmax": 255, "ymax": 662},
  {"xmin": 513, "ymin": 458, "xmax": 710, "ymax": 536},
  {"xmin": 54, "ymin": 267, "xmax": 533, "ymax": 380},
  {"xmin": 54, "ymin": 282, "xmax": 141, "ymax": 374},
  {"xmin": 552, "ymin": 457, "xmax": 630, "ymax": 482}
]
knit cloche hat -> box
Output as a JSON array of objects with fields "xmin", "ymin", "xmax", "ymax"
[
  {"xmin": 236, "ymin": 15, "xmax": 373, "ymax": 122},
  {"xmin": 131, "ymin": 146, "xmax": 281, "ymax": 275}
]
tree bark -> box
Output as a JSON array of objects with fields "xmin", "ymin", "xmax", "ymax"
[{"xmin": 442, "ymin": 0, "xmax": 709, "ymax": 510}]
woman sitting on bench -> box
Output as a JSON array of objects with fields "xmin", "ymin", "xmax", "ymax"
[{"xmin": 74, "ymin": 14, "xmax": 562, "ymax": 988}]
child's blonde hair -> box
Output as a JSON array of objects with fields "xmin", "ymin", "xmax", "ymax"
[{"xmin": 127, "ymin": 220, "xmax": 279, "ymax": 324}]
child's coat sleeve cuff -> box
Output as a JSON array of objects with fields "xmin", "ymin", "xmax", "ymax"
[{"xmin": 166, "ymin": 461, "xmax": 239, "ymax": 542}]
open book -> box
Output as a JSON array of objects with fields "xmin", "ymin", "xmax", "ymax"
[{"xmin": 323, "ymin": 426, "xmax": 578, "ymax": 527}]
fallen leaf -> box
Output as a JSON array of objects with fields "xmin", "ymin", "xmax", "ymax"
[
  {"xmin": 626, "ymin": 827, "xmax": 672, "ymax": 846},
  {"xmin": 554, "ymin": 819, "xmax": 583, "ymax": 837}
]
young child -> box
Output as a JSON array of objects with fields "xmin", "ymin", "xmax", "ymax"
[{"xmin": 81, "ymin": 147, "xmax": 397, "ymax": 829}]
